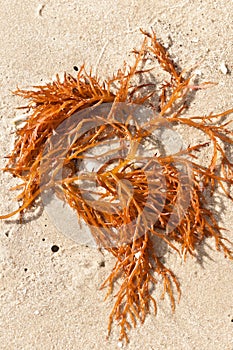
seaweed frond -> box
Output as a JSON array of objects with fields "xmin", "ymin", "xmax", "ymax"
[{"xmin": 1, "ymin": 30, "xmax": 232, "ymax": 343}]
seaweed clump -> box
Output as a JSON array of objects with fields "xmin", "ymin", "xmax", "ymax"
[{"xmin": 1, "ymin": 30, "xmax": 233, "ymax": 343}]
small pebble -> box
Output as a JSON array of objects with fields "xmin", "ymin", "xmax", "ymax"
[
  {"xmin": 219, "ymin": 61, "xmax": 228, "ymax": 75},
  {"xmin": 36, "ymin": 4, "xmax": 45, "ymax": 17}
]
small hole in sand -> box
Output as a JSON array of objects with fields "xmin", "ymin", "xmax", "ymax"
[{"xmin": 51, "ymin": 245, "xmax": 59, "ymax": 253}]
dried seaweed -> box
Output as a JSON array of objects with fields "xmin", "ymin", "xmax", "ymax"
[{"xmin": 1, "ymin": 29, "xmax": 233, "ymax": 343}]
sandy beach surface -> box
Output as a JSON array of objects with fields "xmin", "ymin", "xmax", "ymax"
[{"xmin": 0, "ymin": 1, "xmax": 232, "ymax": 349}]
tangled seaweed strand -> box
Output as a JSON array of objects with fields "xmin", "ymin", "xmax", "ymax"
[{"xmin": 1, "ymin": 30, "xmax": 233, "ymax": 343}]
